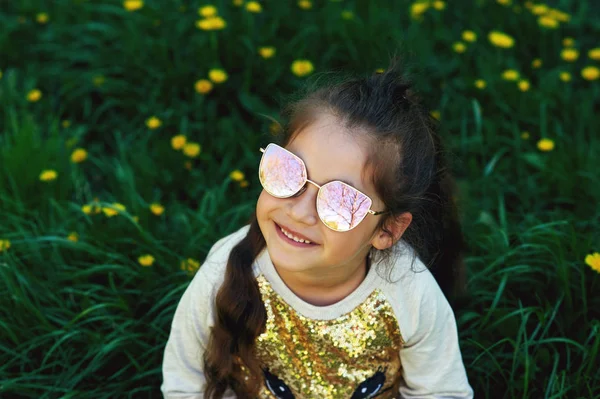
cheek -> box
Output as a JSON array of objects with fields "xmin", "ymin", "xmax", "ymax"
[
  {"xmin": 322, "ymin": 229, "xmax": 362, "ymax": 250},
  {"xmin": 327, "ymin": 223, "xmax": 376, "ymax": 251},
  {"xmin": 256, "ymin": 190, "xmax": 277, "ymax": 219}
]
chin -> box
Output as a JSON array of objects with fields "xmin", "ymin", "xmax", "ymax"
[{"xmin": 267, "ymin": 243, "xmax": 306, "ymax": 268}]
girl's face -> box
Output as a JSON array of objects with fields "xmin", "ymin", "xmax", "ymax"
[{"xmin": 256, "ymin": 113, "xmax": 389, "ymax": 280}]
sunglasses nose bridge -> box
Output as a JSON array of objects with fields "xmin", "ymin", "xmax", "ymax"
[{"xmin": 305, "ymin": 178, "xmax": 321, "ymax": 190}]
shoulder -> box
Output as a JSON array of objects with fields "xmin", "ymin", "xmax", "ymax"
[
  {"xmin": 205, "ymin": 224, "xmax": 251, "ymax": 261},
  {"xmin": 377, "ymin": 240, "xmax": 452, "ymax": 345},
  {"xmin": 199, "ymin": 224, "xmax": 251, "ymax": 282},
  {"xmin": 182, "ymin": 224, "xmax": 252, "ymax": 318}
]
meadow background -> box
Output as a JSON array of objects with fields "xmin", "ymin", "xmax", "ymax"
[{"xmin": 1, "ymin": 0, "xmax": 599, "ymax": 398}]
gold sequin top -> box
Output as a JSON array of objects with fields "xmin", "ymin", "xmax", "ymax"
[
  {"xmin": 248, "ymin": 246, "xmax": 413, "ymax": 399},
  {"xmin": 161, "ymin": 225, "xmax": 474, "ymax": 399},
  {"xmin": 253, "ymin": 271, "xmax": 404, "ymax": 398}
]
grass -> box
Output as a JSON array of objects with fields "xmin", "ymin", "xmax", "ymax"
[{"xmin": 0, "ymin": 0, "xmax": 599, "ymax": 398}]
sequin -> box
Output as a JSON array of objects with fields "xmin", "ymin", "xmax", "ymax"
[{"xmin": 254, "ymin": 274, "xmax": 404, "ymax": 398}]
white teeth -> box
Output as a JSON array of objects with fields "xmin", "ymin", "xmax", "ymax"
[{"xmin": 280, "ymin": 227, "xmax": 311, "ymax": 244}]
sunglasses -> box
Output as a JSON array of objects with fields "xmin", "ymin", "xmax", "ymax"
[{"xmin": 258, "ymin": 143, "xmax": 387, "ymax": 232}]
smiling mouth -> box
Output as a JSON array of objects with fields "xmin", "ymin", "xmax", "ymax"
[{"xmin": 274, "ymin": 222, "xmax": 318, "ymax": 247}]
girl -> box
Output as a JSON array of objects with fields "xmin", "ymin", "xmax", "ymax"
[{"xmin": 161, "ymin": 59, "xmax": 474, "ymax": 399}]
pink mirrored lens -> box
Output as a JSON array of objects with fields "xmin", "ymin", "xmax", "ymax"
[
  {"xmin": 259, "ymin": 144, "xmax": 307, "ymax": 197},
  {"xmin": 317, "ymin": 181, "xmax": 371, "ymax": 231}
]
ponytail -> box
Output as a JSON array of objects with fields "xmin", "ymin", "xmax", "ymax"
[
  {"xmin": 420, "ymin": 129, "xmax": 468, "ymax": 307},
  {"xmin": 203, "ymin": 216, "xmax": 267, "ymax": 399}
]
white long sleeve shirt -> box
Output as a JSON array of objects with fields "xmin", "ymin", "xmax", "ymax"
[{"xmin": 161, "ymin": 224, "xmax": 474, "ymax": 399}]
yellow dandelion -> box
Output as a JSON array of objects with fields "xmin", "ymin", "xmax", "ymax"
[
  {"xmin": 233, "ymin": 0, "xmax": 244, "ymax": 6},
  {"xmin": 92, "ymin": 75, "xmax": 105, "ymax": 87},
  {"xmin": 39, "ymin": 169, "xmax": 58, "ymax": 182},
  {"xmin": 67, "ymin": 232, "xmax": 79, "ymax": 242},
  {"xmin": 462, "ymin": 30, "xmax": 477, "ymax": 42},
  {"xmin": 341, "ymin": 10, "xmax": 354, "ymax": 20},
  {"xmin": 561, "ymin": 48, "xmax": 579, "ymax": 62},
  {"xmin": 62, "ymin": 120, "xmax": 71, "ymax": 128},
  {"xmin": 27, "ymin": 89, "xmax": 42, "ymax": 102},
  {"xmin": 547, "ymin": 9, "xmax": 570, "ymax": 22},
  {"xmin": 123, "ymin": 0, "xmax": 143, "ymax": 11},
  {"xmin": 588, "ymin": 48, "xmax": 600, "ymax": 61},
  {"xmin": 183, "ymin": 142, "xmax": 201, "ymax": 158},
  {"xmin": 181, "ymin": 258, "xmax": 201, "ymax": 274},
  {"xmin": 496, "ymin": 0, "xmax": 511, "ymax": 5},
  {"xmin": 132, "ymin": 215, "xmax": 139, "ymax": 223},
  {"xmin": 198, "ymin": 5, "xmax": 218, "ymax": 17},
  {"xmin": 196, "ymin": 19, "xmax": 212, "ymax": 30},
  {"xmin": 245, "ymin": 1, "xmax": 262, "ymax": 12},
  {"xmin": 410, "ymin": 2, "xmax": 429, "ymax": 19},
  {"xmin": 258, "ymin": 46, "xmax": 276, "ymax": 59},
  {"xmin": 502, "ymin": 69, "xmax": 520, "ymax": 81},
  {"xmin": 194, "ymin": 79, "xmax": 213, "ymax": 94},
  {"xmin": 530, "ymin": 4, "xmax": 548, "ymax": 15},
  {"xmin": 208, "ymin": 69, "xmax": 228, "ymax": 83},
  {"xmin": 150, "ymin": 203, "xmax": 165, "ymax": 216},
  {"xmin": 474, "ymin": 79, "xmax": 487, "ymax": 89},
  {"xmin": 521, "ymin": 131, "xmax": 530, "ymax": 140},
  {"xmin": 70, "ymin": 148, "xmax": 88, "ymax": 163},
  {"xmin": 488, "ymin": 30, "xmax": 514, "ymax": 48},
  {"xmin": 298, "ymin": 0, "xmax": 312, "ymax": 9},
  {"xmin": 560, "ymin": 72, "xmax": 572, "ymax": 82},
  {"xmin": 240, "ymin": 180, "xmax": 249, "ymax": 188},
  {"xmin": 146, "ymin": 116, "xmax": 162, "ymax": 129},
  {"xmin": 269, "ymin": 122, "xmax": 282, "ymax": 135},
  {"xmin": 196, "ymin": 16, "xmax": 226, "ymax": 30},
  {"xmin": 138, "ymin": 254, "xmax": 155, "ymax": 267},
  {"xmin": 82, "ymin": 204, "xmax": 92, "ymax": 215},
  {"xmin": 291, "ymin": 60, "xmax": 314, "ymax": 77},
  {"xmin": 114, "ymin": 203, "xmax": 127, "ymax": 212},
  {"xmin": 537, "ymin": 138, "xmax": 555, "ymax": 152},
  {"xmin": 171, "ymin": 134, "xmax": 187, "ymax": 150},
  {"xmin": 532, "ymin": 58, "xmax": 542, "ymax": 69},
  {"xmin": 102, "ymin": 208, "xmax": 117, "ymax": 217},
  {"xmin": 430, "ymin": 110, "xmax": 441, "ymax": 120},
  {"xmin": 452, "ymin": 42, "xmax": 467, "ymax": 54},
  {"xmin": 538, "ymin": 16, "xmax": 559, "ymax": 29},
  {"xmin": 585, "ymin": 252, "xmax": 600, "ymax": 273},
  {"xmin": 581, "ymin": 66, "xmax": 600, "ymax": 81},
  {"xmin": 36, "ymin": 13, "xmax": 49, "ymax": 24},
  {"xmin": 433, "ymin": 1, "xmax": 446, "ymax": 10},
  {"xmin": 0, "ymin": 239, "xmax": 11, "ymax": 252},
  {"xmin": 562, "ymin": 37, "xmax": 575, "ymax": 47},
  {"xmin": 518, "ymin": 79, "xmax": 530, "ymax": 92},
  {"xmin": 102, "ymin": 203, "xmax": 126, "ymax": 217},
  {"xmin": 230, "ymin": 170, "xmax": 245, "ymax": 182}
]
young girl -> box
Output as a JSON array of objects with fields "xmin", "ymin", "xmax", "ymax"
[{"xmin": 161, "ymin": 59, "xmax": 474, "ymax": 399}]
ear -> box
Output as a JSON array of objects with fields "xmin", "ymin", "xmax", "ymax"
[{"xmin": 371, "ymin": 212, "xmax": 412, "ymax": 250}]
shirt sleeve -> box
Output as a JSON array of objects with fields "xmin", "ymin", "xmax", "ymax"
[
  {"xmin": 398, "ymin": 271, "xmax": 474, "ymax": 399},
  {"xmin": 161, "ymin": 246, "xmax": 237, "ymax": 399}
]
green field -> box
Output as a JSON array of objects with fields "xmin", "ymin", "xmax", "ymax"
[{"xmin": 1, "ymin": 0, "xmax": 599, "ymax": 397}]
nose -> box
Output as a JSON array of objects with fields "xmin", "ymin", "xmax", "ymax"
[{"xmin": 287, "ymin": 183, "xmax": 319, "ymax": 226}]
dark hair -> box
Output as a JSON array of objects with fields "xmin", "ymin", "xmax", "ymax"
[{"xmin": 203, "ymin": 57, "xmax": 468, "ymax": 398}]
